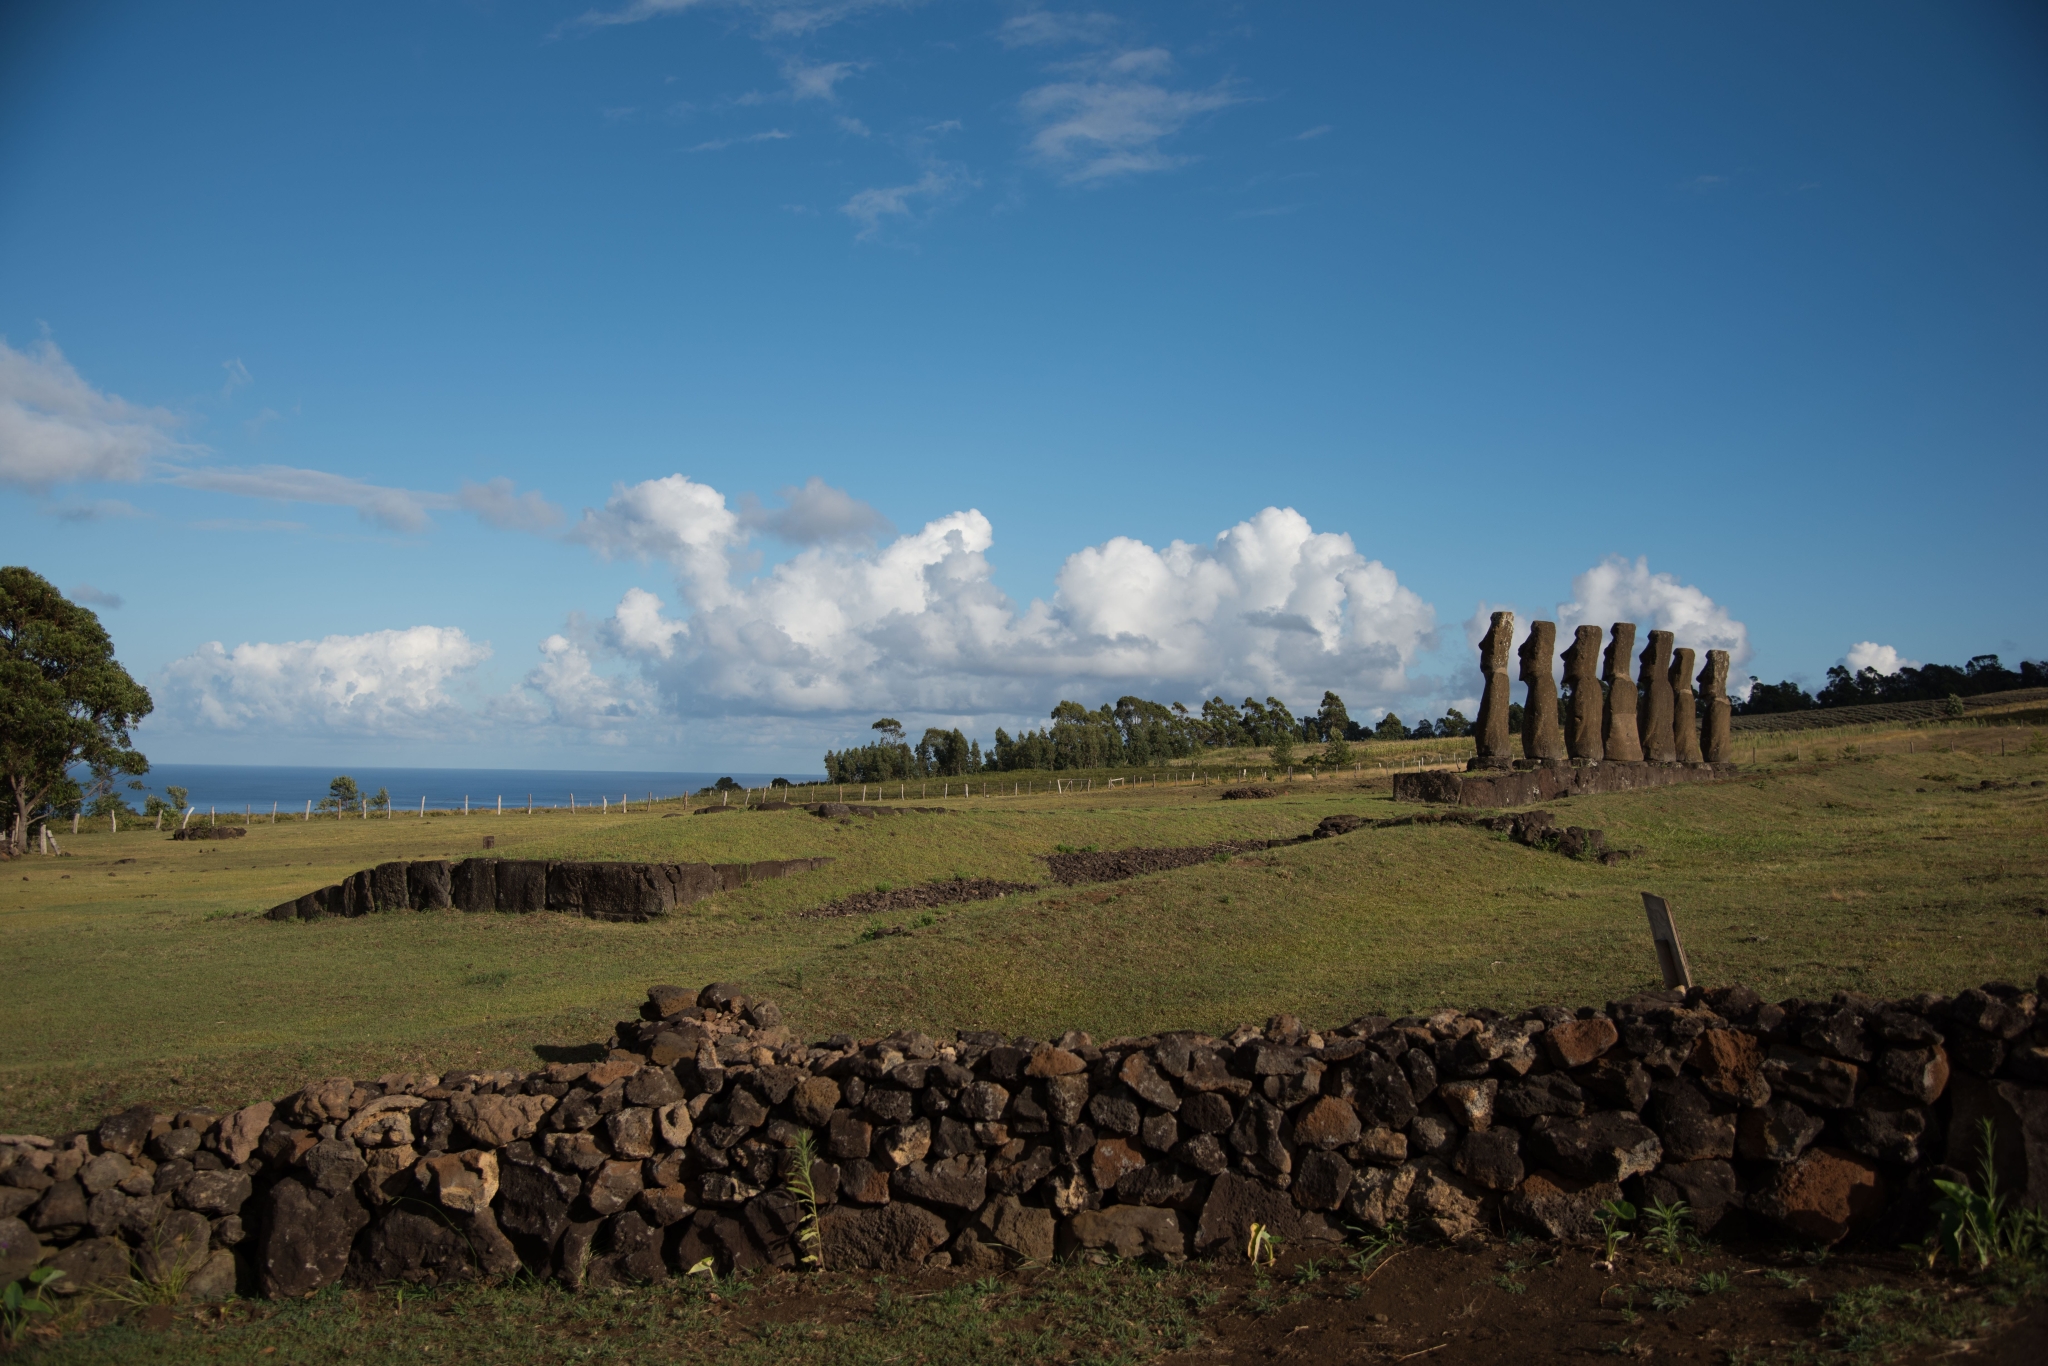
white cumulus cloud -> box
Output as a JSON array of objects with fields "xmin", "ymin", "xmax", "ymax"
[
  {"xmin": 156, "ymin": 626, "xmax": 491, "ymax": 737},
  {"xmin": 0, "ymin": 336, "xmax": 184, "ymax": 491},
  {"xmin": 568, "ymin": 474, "xmax": 746, "ymax": 607},
  {"xmin": 1844, "ymin": 641, "xmax": 1918, "ymax": 676},
  {"xmin": 1554, "ymin": 556, "xmax": 1751, "ymax": 669},
  {"xmin": 495, "ymin": 634, "xmax": 668, "ymax": 744},
  {"xmin": 584, "ymin": 479, "xmax": 1438, "ymax": 727}
]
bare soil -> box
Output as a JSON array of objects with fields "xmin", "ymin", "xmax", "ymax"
[
  {"xmin": 1045, "ymin": 841, "xmax": 1269, "ymax": 884},
  {"xmin": 796, "ymin": 877, "xmax": 1039, "ymax": 919}
]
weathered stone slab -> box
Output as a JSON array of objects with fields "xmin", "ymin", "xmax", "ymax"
[
  {"xmin": 450, "ymin": 859, "xmax": 496, "ymax": 913},
  {"xmin": 406, "ymin": 860, "xmax": 452, "ymax": 910},
  {"xmin": 495, "ymin": 860, "xmax": 548, "ymax": 913}
]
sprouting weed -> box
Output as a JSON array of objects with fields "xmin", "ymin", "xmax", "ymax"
[
  {"xmin": 1766, "ymin": 1270, "xmax": 1809, "ymax": 1290},
  {"xmin": 1694, "ymin": 1271, "xmax": 1730, "ymax": 1295}
]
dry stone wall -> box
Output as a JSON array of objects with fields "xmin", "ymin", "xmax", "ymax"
[
  {"xmin": 261, "ymin": 856, "xmax": 834, "ymax": 924},
  {"xmin": 5, "ymin": 978, "xmax": 2046, "ymax": 1304}
]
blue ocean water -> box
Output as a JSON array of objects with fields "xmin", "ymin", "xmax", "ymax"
[{"xmin": 116, "ymin": 765, "xmax": 824, "ymax": 814}]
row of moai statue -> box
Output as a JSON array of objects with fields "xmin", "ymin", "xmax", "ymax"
[{"xmin": 1471, "ymin": 611, "xmax": 1733, "ymax": 770}]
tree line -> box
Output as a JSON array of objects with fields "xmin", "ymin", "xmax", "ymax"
[
  {"xmin": 1737, "ymin": 653, "xmax": 2047, "ymax": 715},
  {"xmin": 821, "ymin": 690, "xmax": 1487, "ymax": 781}
]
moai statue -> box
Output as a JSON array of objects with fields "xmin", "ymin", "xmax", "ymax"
[
  {"xmin": 1519, "ymin": 620, "xmax": 1568, "ymax": 764},
  {"xmin": 1560, "ymin": 624, "xmax": 1605, "ymax": 763},
  {"xmin": 1637, "ymin": 629, "xmax": 1678, "ymax": 764},
  {"xmin": 1698, "ymin": 649, "xmax": 1733, "ymax": 764},
  {"xmin": 1602, "ymin": 623, "xmax": 1644, "ymax": 762},
  {"xmin": 1670, "ymin": 646, "xmax": 1703, "ymax": 764},
  {"xmin": 1470, "ymin": 610, "xmax": 1517, "ymax": 769}
]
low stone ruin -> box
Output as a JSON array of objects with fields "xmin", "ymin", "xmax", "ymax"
[
  {"xmin": 1408, "ymin": 614, "xmax": 1739, "ymax": 806},
  {"xmin": 262, "ymin": 856, "xmax": 834, "ymax": 925},
  {"xmin": 4, "ymin": 978, "xmax": 2043, "ymax": 1304}
]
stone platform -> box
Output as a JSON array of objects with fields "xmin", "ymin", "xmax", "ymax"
[{"xmin": 1392, "ymin": 761, "xmax": 1738, "ymax": 808}]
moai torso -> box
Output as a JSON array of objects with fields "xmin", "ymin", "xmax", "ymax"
[
  {"xmin": 1519, "ymin": 620, "xmax": 1567, "ymax": 763},
  {"xmin": 1637, "ymin": 629, "xmax": 1678, "ymax": 763},
  {"xmin": 1472, "ymin": 610, "xmax": 1516, "ymax": 768},
  {"xmin": 1670, "ymin": 646, "xmax": 1702, "ymax": 764},
  {"xmin": 1602, "ymin": 623, "xmax": 1644, "ymax": 761},
  {"xmin": 1561, "ymin": 624, "xmax": 1605, "ymax": 762},
  {"xmin": 1699, "ymin": 649, "xmax": 1733, "ymax": 764}
]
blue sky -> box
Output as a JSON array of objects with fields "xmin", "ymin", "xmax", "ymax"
[{"xmin": 3, "ymin": 0, "xmax": 2044, "ymax": 770}]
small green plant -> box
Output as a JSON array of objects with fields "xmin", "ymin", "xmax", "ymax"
[
  {"xmin": 1694, "ymin": 1270, "xmax": 1730, "ymax": 1294},
  {"xmin": 874, "ymin": 882, "xmax": 893, "ymax": 893},
  {"xmin": 1293, "ymin": 1258, "xmax": 1322, "ymax": 1285},
  {"xmin": 2, "ymin": 1267, "xmax": 64, "ymax": 1340},
  {"xmin": 1594, "ymin": 1198, "xmax": 1636, "ymax": 1265},
  {"xmin": 1765, "ymin": 1269, "xmax": 1809, "ymax": 1289},
  {"xmin": 1642, "ymin": 1198, "xmax": 1693, "ymax": 1264},
  {"xmin": 1932, "ymin": 1117, "xmax": 2048, "ymax": 1271},
  {"xmin": 1245, "ymin": 1221, "xmax": 1279, "ymax": 1267},
  {"xmin": 1649, "ymin": 1288, "xmax": 1692, "ymax": 1313},
  {"xmin": 786, "ymin": 1128, "xmax": 826, "ymax": 1270},
  {"xmin": 1493, "ymin": 1273, "xmax": 1527, "ymax": 1294}
]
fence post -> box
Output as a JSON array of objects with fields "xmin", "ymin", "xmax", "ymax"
[{"xmin": 420, "ymin": 795, "xmax": 426, "ymax": 818}]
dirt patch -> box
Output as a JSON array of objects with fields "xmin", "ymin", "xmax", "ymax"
[
  {"xmin": 797, "ymin": 876, "xmax": 1037, "ymax": 919},
  {"xmin": 1219, "ymin": 786, "xmax": 1277, "ymax": 800},
  {"xmin": 170, "ymin": 825, "xmax": 245, "ymax": 841},
  {"xmin": 1046, "ymin": 841, "xmax": 1269, "ymax": 884}
]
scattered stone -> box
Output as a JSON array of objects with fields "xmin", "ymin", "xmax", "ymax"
[{"xmin": 1063, "ymin": 1206, "xmax": 1187, "ymax": 1260}]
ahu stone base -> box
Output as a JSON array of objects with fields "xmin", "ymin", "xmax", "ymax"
[{"xmin": 1393, "ymin": 762, "xmax": 1739, "ymax": 808}]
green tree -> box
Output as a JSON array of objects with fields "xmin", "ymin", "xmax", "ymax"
[
  {"xmin": 1375, "ymin": 712, "xmax": 1407, "ymax": 740},
  {"xmin": 872, "ymin": 718, "xmax": 906, "ymax": 742},
  {"xmin": 0, "ymin": 568, "xmax": 153, "ymax": 855},
  {"xmin": 1321, "ymin": 735, "xmax": 1354, "ymax": 770},
  {"xmin": 319, "ymin": 775, "xmax": 362, "ymax": 812},
  {"xmin": 1269, "ymin": 728, "xmax": 1296, "ymax": 770},
  {"xmin": 1314, "ymin": 691, "xmax": 1351, "ymax": 742}
]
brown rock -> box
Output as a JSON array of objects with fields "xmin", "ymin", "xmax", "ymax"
[
  {"xmin": 1636, "ymin": 629, "xmax": 1677, "ymax": 764},
  {"xmin": 1291, "ymin": 1150, "xmax": 1354, "ymax": 1210},
  {"xmin": 216, "ymin": 1101, "xmax": 274, "ymax": 1165},
  {"xmin": 1688, "ymin": 1030, "xmax": 1769, "ymax": 1108},
  {"xmin": 1737, "ymin": 1100, "xmax": 1825, "ymax": 1163},
  {"xmin": 1752, "ymin": 1147, "xmax": 1883, "ymax": 1243},
  {"xmin": 1762, "ymin": 1046, "xmax": 1859, "ymax": 1110},
  {"xmin": 1063, "ymin": 1205, "xmax": 1187, "ymax": 1260},
  {"xmin": 1526, "ymin": 1113, "xmax": 1662, "ymax": 1182},
  {"xmin": 1291, "ymin": 1097, "xmax": 1362, "ymax": 1150},
  {"xmin": 820, "ymin": 1201, "xmax": 950, "ymax": 1271},
  {"xmin": 976, "ymin": 1194, "xmax": 1056, "ymax": 1262},
  {"xmin": 419, "ymin": 1150, "xmax": 499, "ymax": 1214},
  {"xmin": 1519, "ymin": 620, "xmax": 1568, "ymax": 763},
  {"xmin": 1119, "ymin": 1053, "xmax": 1180, "ymax": 1110},
  {"xmin": 0, "ymin": 1215, "xmax": 39, "ymax": 1286},
  {"xmin": 257, "ymin": 1176, "xmax": 370, "ymax": 1298},
  {"xmin": 1090, "ymin": 1136, "xmax": 1146, "ymax": 1189},
  {"xmin": 1640, "ymin": 1160, "xmax": 1741, "ymax": 1232},
  {"xmin": 1601, "ymin": 623, "xmax": 1643, "ymax": 762},
  {"xmin": 1451, "ymin": 1129, "xmax": 1523, "ymax": 1191},
  {"xmin": 1875, "ymin": 1045, "xmax": 1950, "ymax": 1105},
  {"xmin": 1544, "ymin": 1017, "xmax": 1619, "ymax": 1069},
  {"xmin": 1025, "ymin": 1045, "xmax": 1087, "ymax": 1077},
  {"xmin": 1438, "ymin": 1079, "xmax": 1498, "ymax": 1131},
  {"xmin": 791, "ymin": 1077, "xmax": 841, "ymax": 1128},
  {"xmin": 1193, "ymin": 1171, "xmax": 1340, "ymax": 1253},
  {"xmin": 450, "ymin": 1093, "xmax": 555, "ymax": 1148},
  {"xmin": 1505, "ymin": 1170, "xmax": 1622, "ymax": 1241}
]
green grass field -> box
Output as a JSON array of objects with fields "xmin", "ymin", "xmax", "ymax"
[{"xmin": 2, "ymin": 723, "xmax": 2044, "ymax": 1138}]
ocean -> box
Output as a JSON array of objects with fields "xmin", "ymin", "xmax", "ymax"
[{"xmin": 115, "ymin": 765, "xmax": 824, "ymax": 815}]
